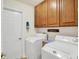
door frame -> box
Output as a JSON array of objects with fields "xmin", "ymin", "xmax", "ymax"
[{"xmin": 2, "ymin": 7, "xmax": 24, "ymax": 58}]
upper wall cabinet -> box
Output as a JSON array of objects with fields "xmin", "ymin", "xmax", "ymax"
[
  {"xmin": 47, "ymin": 0, "xmax": 59, "ymax": 27},
  {"xmin": 40, "ymin": 1, "xmax": 47, "ymax": 27},
  {"xmin": 35, "ymin": 1, "xmax": 47, "ymax": 27},
  {"xmin": 60, "ymin": 0, "xmax": 78, "ymax": 26},
  {"xmin": 35, "ymin": 4, "xmax": 41, "ymax": 27},
  {"xmin": 35, "ymin": 0, "xmax": 78, "ymax": 27}
]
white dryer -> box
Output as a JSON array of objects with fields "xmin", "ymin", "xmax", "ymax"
[
  {"xmin": 42, "ymin": 41, "xmax": 78, "ymax": 59},
  {"xmin": 42, "ymin": 35, "xmax": 78, "ymax": 59}
]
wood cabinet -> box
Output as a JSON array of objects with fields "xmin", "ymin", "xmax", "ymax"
[
  {"xmin": 75, "ymin": 0, "xmax": 78, "ymax": 26},
  {"xmin": 60, "ymin": 0, "xmax": 78, "ymax": 26},
  {"xmin": 35, "ymin": 1, "xmax": 47, "ymax": 27},
  {"xmin": 35, "ymin": 0, "xmax": 78, "ymax": 27},
  {"xmin": 47, "ymin": 0, "xmax": 59, "ymax": 27},
  {"xmin": 35, "ymin": 4, "xmax": 41, "ymax": 27},
  {"xmin": 41, "ymin": 1, "xmax": 47, "ymax": 27}
]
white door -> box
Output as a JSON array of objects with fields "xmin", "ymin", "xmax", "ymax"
[{"xmin": 2, "ymin": 8, "xmax": 23, "ymax": 59}]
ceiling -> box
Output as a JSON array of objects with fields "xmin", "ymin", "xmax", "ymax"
[{"xmin": 16, "ymin": 0, "xmax": 44, "ymax": 6}]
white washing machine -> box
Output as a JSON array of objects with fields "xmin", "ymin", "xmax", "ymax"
[
  {"xmin": 25, "ymin": 36, "xmax": 43, "ymax": 59},
  {"xmin": 42, "ymin": 35, "xmax": 78, "ymax": 59}
]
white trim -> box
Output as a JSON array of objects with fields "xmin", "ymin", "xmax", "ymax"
[{"xmin": 2, "ymin": 8, "xmax": 26, "ymax": 57}]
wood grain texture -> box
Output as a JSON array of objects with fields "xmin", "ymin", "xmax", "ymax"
[
  {"xmin": 35, "ymin": 0, "xmax": 78, "ymax": 27},
  {"xmin": 35, "ymin": 1, "xmax": 47, "ymax": 27},
  {"xmin": 60, "ymin": 0, "xmax": 78, "ymax": 26},
  {"xmin": 35, "ymin": 4, "xmax": 41, "ymax": 27},
  {"xmin": 47, "ymin": 0, "xmax": 59, "ymax": 27}
]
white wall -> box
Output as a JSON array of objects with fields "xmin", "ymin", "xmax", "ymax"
[
  {"xmin": 3, "ymin": 0, "xmax": 35, "ymax": 36},
  {"xmin": 3, "ymin": 0, "xmax": 35, "ymax": 57},
  {"xmin": 35, "ymin": 27, "xmax": 78, "ymax": 40}
]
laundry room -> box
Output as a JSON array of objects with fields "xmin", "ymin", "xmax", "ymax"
[{"xmin": 1, "ymin": 0, "xmax": 78, "ymax": 59}]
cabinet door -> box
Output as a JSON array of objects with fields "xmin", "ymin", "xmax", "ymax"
[
  {"xmin": 75, "ymin": 0, "xmax": 78, "ymax": 26},
  {"xmin": 60, "ymin": 0, "xmax": 78, "ymax": 26},
  {"xmin": 47, "ymin": 0, "xmax": 59, "ymax": 27},
  {"xmin": 35, "ymin": 5, "xmax": 41, "ymax": 27},
  {"xmin": 35, "ymin": 2, "xmax": 47, "ymax": 27},
  {"xmin": 41, "ymin": 1, "xmax": 47, "ymax": 27}
]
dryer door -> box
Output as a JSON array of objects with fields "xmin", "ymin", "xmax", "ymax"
[{"xmin": 42, "ymin": 46, "xmax": 71, "ymax": 59}]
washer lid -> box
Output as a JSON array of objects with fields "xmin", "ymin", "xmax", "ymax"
[
  {"xmin": 42, "ymin": 46, "xmax": 70, "ymax": 59},
  {"xmin": 26, "ymin": 36, "xmax": 42, "ymax": 43},
  {"xmin": 44, "ymin": 41, "xmax": 78, "ymax": 59}
]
